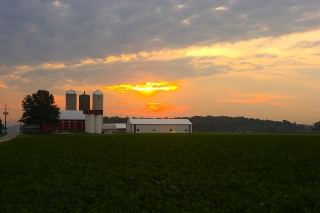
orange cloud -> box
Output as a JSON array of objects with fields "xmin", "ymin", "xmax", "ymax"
[
  {"xmin": 103, "ymin": 82, "xmax": 179, "ymax": 95},
  {"xmin": 41, "ymin": 63, "xmax": 66, "ymax": 69},
  {"xmin": 15, "ymin": 65, "xmax": 34, "ymax": 71},
  {"xmin": 217, "ymin": 92, "xmax": 290, "ymax": 106},
  {"xmin": 145, "ymin": 102, "xmax": 172, "ymax": 112},
  {"xmin": 0, "ymin": 83, "xmax": 8, "ymax": 88},
  {"xmin": 104, "ymin": 101, "xmax": 189, "ymax": 118},
  {"xmin": 104, "ymin": 54, "xmax": 138, "ymax": 63}
]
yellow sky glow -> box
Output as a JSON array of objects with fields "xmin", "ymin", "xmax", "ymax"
[
  {"xmin": 145, "ymin": 102, "xmax": 172, "ymax": 112},
  {"xmin": 10, "ymin": 29, "xmax": 319, "ymax": 73},
  {"xmin": 3, "ymin": 29, "xmax": 320, "ymax": 123},
  {"xmin": 217, "ymin": 92, "xmax": 291, "ymax": 106},
  {"xmin": 104, "ymin": 82, "xmax": 179, "ymax": 95}
]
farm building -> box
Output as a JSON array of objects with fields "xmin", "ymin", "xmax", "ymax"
[
  {"xmin": 102, "ymin": 123, "xmax": 126, "ymax": 134},
  {"xmin": 21, "ymin": 110, "xmax": 85, "ymax": 134},
  {"xmin": 126, "ymin": 118, "xmax": 192, "ymax": 133},
  {"xmin": 58, "ymin": 110, "xmax": 85, "ymax": 132},
  {"xmin": 21, "ymin": 123, "xmax": 56, "ymax": 134}
]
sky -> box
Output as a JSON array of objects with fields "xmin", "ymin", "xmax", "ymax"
[{"xmin": 0, "ymin": 0, "xmax": 320, "ymax": 125}]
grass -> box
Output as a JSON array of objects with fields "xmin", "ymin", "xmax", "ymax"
[{"xmin": 1, "ymin": 134, "xmax": 320, "ymax": 212}]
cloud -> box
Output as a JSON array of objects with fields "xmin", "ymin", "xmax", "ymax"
[
  {"xmin": 0, "ymin": 0, "xmax": 319, "ymax": 66},
  {"xmin": 52, "ymin": 1, "xmax": 70, "ymax": 9},
  {"xmin": 1, "ymin": 28, "xmax": 319, "ymax": 98},
  {"xmin": 103, "ymin": 82, "xmax": 179, "ymax": 95},
  {"xmin": 145, "ymin": 102, "xmax": 172, "ymax": 112},
  {"xmin": 217, "ymin": 92, "xmax": 291, "ymax": 106},
  {"xmin": 1, "ymin": 0, "xmax": 320, "ymax": 123},
  {"xmin": 214, "ymin": 6, "xmax": 228, "ymax": 11},
  {"xmin": 291, "ymin": 40, "xmax": 320, "ymax": 49},
  {"xmin": 0, "ymin": 83, "xmax": 8, "ymax": 89}
]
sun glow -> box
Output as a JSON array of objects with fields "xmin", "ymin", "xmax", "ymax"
[
  {"xmin": 146, "ymin": 102, "xmax": 172, "ymax": 112},
  {"xmin": 104, "ymin": 82, "xmax": 179, "ymax": 95}
]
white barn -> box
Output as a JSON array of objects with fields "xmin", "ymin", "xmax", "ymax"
[
  {"xmin": 127, "ymin": 119, "xmax": 192, "ymax": 133},
  {"xmin": 102, "ymin": 123, "xmax": 126, "ymax": 134}
]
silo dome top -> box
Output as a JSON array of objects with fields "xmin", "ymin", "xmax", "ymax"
[
  {"xmin": 93, "ymin": 90, "xmax": 103, "ymax": 95},
  {"xmin": 66, "ymin": 89, "xmax": 77, "ymax": 95}
]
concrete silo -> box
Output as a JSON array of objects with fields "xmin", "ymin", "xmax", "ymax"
[
  {"xmin": 79, "ymin": 91, "xmax": 90, "ymax": 110},
  {"xmin": 93, "ymin": 90, "xmax": 103, "ymax": 133},
  {"xmin": 84, "ymin": 90, "xmax": 104, "ymax": 134},
  {"xmin": 85, "ymin": 114, "xmax": 95, "ymax": 133},
  {"xmin": 95, "ymin": 114, "xmax": 102, "ymax": 134},
  {"xmin": 66, "ymin": 90, "xmax": 77, "ymax": 110},
  {"xmin": 92, "ymin": 90, "xmax": 103, "ymax": 110}
]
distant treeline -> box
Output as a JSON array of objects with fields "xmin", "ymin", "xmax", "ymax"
[
  {"xmin": 187, "ymin": 116, "xmax": 311, "ymax": 133},
  {"xmin": 103, "ymin": 116, "xmax": 313, "ymax": 133}
]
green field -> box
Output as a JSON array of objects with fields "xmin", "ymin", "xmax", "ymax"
[{"xmin": 1, "ymin": 134, "xmax": 320, "ymax": 212}]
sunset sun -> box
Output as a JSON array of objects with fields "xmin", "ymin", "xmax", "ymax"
[{"xmin": 103, "ymin": 81, "xmax": 179, "ymax": 95}]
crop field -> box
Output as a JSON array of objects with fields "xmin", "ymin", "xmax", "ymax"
[{"xmin": 1, "ymin": 134, "xmax": 320, "ymax": 212}]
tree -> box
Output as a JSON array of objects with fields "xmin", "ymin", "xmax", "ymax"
[
  {"xmin": 312, "ymin": 121, "xmax": 320, "ymax": 132},
  {"xmin": 20, "ymin": 90, "xmax": 60, "ymax": 132},
  {"xmin": 0, "ymin": 118, "xmax": 2, "ymax": 134}
]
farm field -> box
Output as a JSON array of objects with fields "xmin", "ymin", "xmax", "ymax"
[{"xmin": 1, "ymin": 134, "xmax": 320, "ymax": 212}]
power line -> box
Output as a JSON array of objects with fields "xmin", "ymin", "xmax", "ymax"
[{"xmin": 2, "ymin": 105, "xmax": 9, "ymax": 134}]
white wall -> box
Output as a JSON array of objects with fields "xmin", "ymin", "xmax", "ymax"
[
  {"xmin": 95, "ymin": 115, "xmax": 102, "ymax": 133},
  {"xmin": 126, "ymin": 121, "xmax": 133, "ymax": 133},
  {"xmin": 127, "ymin": 124, "xmax": 192, "ymax": 133},
  {"xmin": 85, "ymin": 114, "xmax": 95, "ymax": 133}
]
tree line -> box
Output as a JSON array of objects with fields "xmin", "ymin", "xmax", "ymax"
[
  {"xmin": 186, "ymin": 116, "xmax": 311, "ymax": 133},
  {"xmin": 104, "ymin": 116, "xmax": 319, "ymax": 133}
]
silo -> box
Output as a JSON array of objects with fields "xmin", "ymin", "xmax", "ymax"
[
  {"xmin": 92, "ymin": 90, "xmax": 103, "ymax": 110},
  {"xmin": 85, "ymin": 114, "xmax": 95, "ymax": 133},
  {"xmin": 66, "ymin": 90, "xmax": 77, "ymax": 110},
  {"xmin": 79, "ymin": 91, "xmax": 90, "ymax": 110},
  {"xmin": 95, "ymin": 115, "xmax": 102, "ymax": 133}
]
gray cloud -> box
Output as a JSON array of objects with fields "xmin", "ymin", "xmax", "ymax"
[
  {"xmin": 0, "ymin": 0, "xmax": 319, "ymax": 66},
  {"xmin": 291, "ymin": 40, "xmax": 320, "ymax": 49},
  {"xmin": 13, "ymin": 57, "xmax": 229, "ymax": 92}
]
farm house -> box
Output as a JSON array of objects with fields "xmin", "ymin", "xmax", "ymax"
[{"xmin": 126, "ymin": 118, "xmax": 192, "ymax": 133}]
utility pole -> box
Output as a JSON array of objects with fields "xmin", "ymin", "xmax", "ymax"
[{"xmin": 2, "ymin": 105, "xmax": 9, "ymax": 134}]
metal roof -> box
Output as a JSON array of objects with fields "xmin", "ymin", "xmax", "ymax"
[
  {"xmin": 93, "ymin": 90, "xmax": 103, "ymax": 95},
  {"xmin": 66, "ymin": 89, "xmax": 77, "ymax": 95},
  {"xmin": 128, "ymin": 118, "xmax": 192, "ymax": 125},
  {"xmin": 60, "ymin": 110, "xmax": 85, "ymax": 120},
  {"xmin": 115, "ymin": 123, "xmax": 126, "ymax": 128},
  {"xmin": 102, "ymin": 123, "xmax": 126, "ymax": 129}
]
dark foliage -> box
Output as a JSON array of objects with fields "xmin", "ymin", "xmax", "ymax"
[
  {"xmin": 20, "ymin": 90, "xmax": 60, "ymax": 132},
  {"xmin": 103, "ymin": 116, "xmax": 129, "ymax": 123},
  {"xmin": 187, "ymin": 116, "xmax": 312, "ymax": 133},
  {"xmin": 312, "ymin": 121, "xmax": 320, "ymax": 132},
  {"xmin": 103, "ymin": 115, "xmax": 312, "ymax": 133}
]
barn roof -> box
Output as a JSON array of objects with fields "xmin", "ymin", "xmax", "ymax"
[
  {"xmin": 102, "ymin": 123, "xmax": 126, "ymax": 129},
  {"xmin": 60, "ymin": 110, "xmax": 85, "ymax": 120},
  {"xmin": 128, "ymin": 118, "xmax": 192, "ymax": 125}
]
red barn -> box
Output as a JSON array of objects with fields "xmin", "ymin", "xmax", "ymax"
[{"xmin": 57, "ymin": 110, "xmax": 85, "ymax": 132}]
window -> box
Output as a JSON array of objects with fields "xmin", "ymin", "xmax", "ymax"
[
  {"xmin": 153, "ymin": 129, "xmax": 156, "ymax": 132},
  {"xmin": 137, "ymin": 129, "xmax": 140, "ymax": 131},
  {"xmin": 185, "ymin": 129, "xmax": 188, "ymax": 131},
  {"xmin": 169, "ymin": 129, "xmax": 173, "ymax": 132}
]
